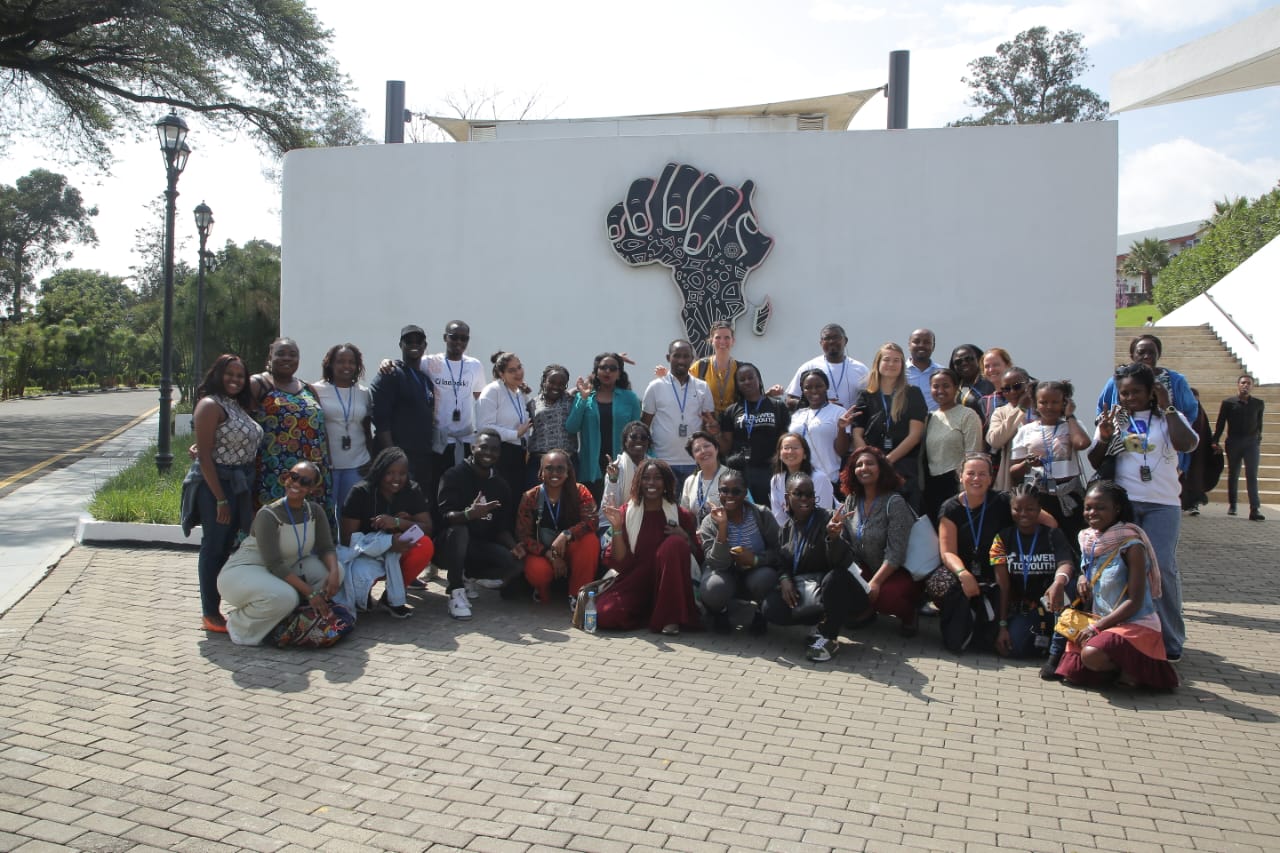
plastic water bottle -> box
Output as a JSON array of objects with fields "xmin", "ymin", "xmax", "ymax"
[{"xmin": 584, "ymin": 591, "xmax": 598, "ymax": 633}]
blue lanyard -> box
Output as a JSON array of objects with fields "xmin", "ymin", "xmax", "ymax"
[
  {"xmin": 1038, "ymin": 422, "xmax": 1062, "ymax": 478},
  {"xmin": 540, "ymin": 485, "xmax": 560, "ymax": 529},
  {"xmin": 444, "ymin": 358, "xmax": 463, "ymax": 409},
  {"xmin": 669, "ymin": 376, "xmax": 690, "ymax": 415},
  {"xmin": 1082, "ymin": 539, "xmax": 1099, "ymax": 585},
  {"xmin": 880, "ymin": 392, "xmax": 893, "ymax": 433},
  {"xmin": 827, "ymin": 360, "xmax": 848, "ymax": 402},
  {"xmin": 696, "ymin": 471, "xmax": 713, "ymax": 511},
  {"xmin": 1127, "ymin": 415, "xmax": 1151, "ymax": 463},
  {"xmin": 855, "ymin": 496, "xmax": 879, "ymax": 540},
  {"xmin": 792, "ymin": 513, "xmax": 817, "ymax": 573},
  {"xmin": 407, "ymin": 365, "xmax": 431, "ymax": 400},
  {"xmin": 506, "ymin": 387, "xmax": 525, "ymax": 424},
  {"xmin": 743, "ymin": 397, "xmax": 763, "ymax": 439},
  {"xmin": 1014, "ymin": 526, "xmax": 1041, "ymax": 587},
  {"xmin": 334, "ymin": 383, "xmax": 354, "ymax": 430},
  {"xmin": 962, "ymin": 493, "xmax": 988, "ymax": 554},
  {"xmin": 283, "ymin": 501, "xmax": 308, "ymax": 568}
]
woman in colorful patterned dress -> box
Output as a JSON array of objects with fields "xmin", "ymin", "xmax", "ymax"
[{"xmin": 250, "ymin": 337, "xmax": 333, "ymax": 518}]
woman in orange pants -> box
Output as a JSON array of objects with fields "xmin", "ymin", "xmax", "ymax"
[{"xmin": 516, "ymin": 449, "xmax": 600, "ymax": 604}]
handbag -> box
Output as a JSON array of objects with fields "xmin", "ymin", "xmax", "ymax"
[
  {"xmin": 571, "ymin": 570, "xmax": 618, "ymax": 630},
  {"xmin": 924, "ymin": 565, "xmax": 959, "ymax": 604},
  {"xmin": 1053, "ymin": 601, "xmax": 1097, "ymax": 642},
  {"xmin": 899, "ymin": 496, "xmax": 941, "ymax": 581},
  {"xmin": 267, "ymin": 601, "xmax": 355, "ymax": 649}
]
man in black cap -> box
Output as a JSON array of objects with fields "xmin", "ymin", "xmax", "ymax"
[{"xmin": 370, "ymin": 325, "xmax": 436, "ymax": 491}]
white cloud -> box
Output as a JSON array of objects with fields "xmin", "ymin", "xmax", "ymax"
[
  {"xmin": 809, "ymin": 1, "xmax": 888, "ymax": 23},
  {"xmin": 941, "ymin": 0, "xmax": 1259, "ymax": 44},
  {"xmin": 1118, "ymin": 138, "xmax": 1280, "ymax": 232}
]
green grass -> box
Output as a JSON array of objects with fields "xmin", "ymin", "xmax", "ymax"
[
  {"xmin": 87, "ymin": 432, "xmax": 192, "ymax": 524},
  {"xmin": 1115, "ymin": 305, "xmax": 1162, "ymax": 327}
]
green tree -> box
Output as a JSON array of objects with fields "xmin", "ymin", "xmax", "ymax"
[
  {"xmin": 0, "ymin": 169, "xmax": 98, "ymax": 322},
  {"xmin": 1121, "ymin": 237, "xmax": 1172, "ymax": 301},
  {"xmin": 950, "ymin": 27, "xmax": 1109, "ymax": 126},
  {"xmin": 0, "ymin": 0, "xmax": 361, "ymax": 165},
  {"xmin": 34, "ymin": 268, "xmax": 138, "ymax": 381},
  {"xmin": 0, "ymin": 319, "xmax": 44, "ymax": 397},
  {"xmin": 1154, "ymin": 184, "xmax": 1280, "ymax": 313}
]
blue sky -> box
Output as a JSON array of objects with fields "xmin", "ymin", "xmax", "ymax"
[{"xmin": 2, "ymin": 0, "xmax": 1276, "ymax": 278}]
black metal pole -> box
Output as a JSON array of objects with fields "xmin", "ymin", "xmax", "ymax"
[
  {"xmin": 194, "ymin": 233, "xmax": 208, "ymax": 391},
  {"xmin": 156, "ymin": 170, "xmax": 179, "ymax": 473},
  {"xmin": 386, "ymin": 81, "xmax": 406, "ymax": 143},
  {"xmin": 888, "ymin": 50, "xmax": 910, "ymax": 130}
]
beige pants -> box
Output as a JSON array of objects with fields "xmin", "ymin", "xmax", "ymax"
[{"xmin": 218, "ymin": 555, "xmax": 338, "ymax": 646}]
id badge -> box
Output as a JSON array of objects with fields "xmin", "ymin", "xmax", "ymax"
[
  {"xmin": 341, "ymin": 434, "xmax": 351, "ymax": 450},
  {"xmin": 1139, "ymin": 465, "xmax": 1153, "ymax": 482},
  {"xmin": 1043, "ymin": 477, "xmax": 1058, "ymax": 495},
  {"xmin": 452, "ymin": 409, "xmax": 461, "ymax": 422},
  {"xmin": 679, "ymin": 423, "xmax": 688, "ymax": 437},
  {"xmin": 882, "ymin": 435, "xmax": 893, "ymax": 451}
]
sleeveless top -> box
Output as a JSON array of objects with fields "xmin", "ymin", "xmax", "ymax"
[{"xmin": 212, "ymin": 395, "xmax": 263, "ymax": 466}]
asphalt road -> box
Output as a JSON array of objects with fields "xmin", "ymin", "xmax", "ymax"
[{"xmin": 0, "ymin": 390, "xmax": 160, "ymax": 496}]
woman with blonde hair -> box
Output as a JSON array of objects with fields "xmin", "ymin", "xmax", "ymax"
[{"xmin": 848, "ymin": 342, "xmax": 928, "ymax": 510}]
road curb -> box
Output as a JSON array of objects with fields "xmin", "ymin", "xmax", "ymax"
[{"xmin": 75, "ymin": 515, "xmax": 201, "ymax": 548}]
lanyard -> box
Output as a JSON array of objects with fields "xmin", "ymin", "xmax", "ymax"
[
  {"xmin": 407, "ymin": 364, "xmax": 431, "ymax": 401},
  {"xmin": 444, "ymin": 358, "xmax": 464, "ymax": 410},
  {"xmin": 669, "ymin": 376, "xmax": 690, "ymax": 415},
  {"xmin": 791, "ymin": 513, "xmax": 816, "ymax": 573},
  {"xmin": 1014, "ymin": 526, "xmax": 1041, "ymax": 588},
  {"xmin": 1038, "ymin": 422, "xmax": 1061, "ymax": 478},
  {"xmin": 1128, "ymin": 415, "xmax": 1150, "ymax": 465},
  {"xmin": 880, "ymin": 392, "xmax": 894, "ymax": 433},
  {"xmin": 334, "ymin": 383, "xmax": 354, "ymax": 431},
  {"xmin": 540, "ymin": 484, "xmax": 560, "ymax": 528},
  {"xmin": 855, "ymin": 496, "xmax": 879, "ymax": 540},
  {"xmin": 283, "ymin": 501, "xmax": 308, "ymax": 568},
  {"xmin": 962, "ymin": 493, "xmax": 988, "ymax": 554},
  {"xmin": 827, "ymin": 360, "xmax": 848, "ymax": 402},
  {"xmin": 1083, "ymin": 538, "xmax": 1099, "ymax": 585},
  {"xmin": 743, "ymin": 397, "xmax": 763, "ymax": 439},
  {"xmin": 506, "ymin": 387, "xmax": 525, "ymax": 424},
  {"xmin": 696, "ymin": 471, "xmax": 715, "ymax": 511}
]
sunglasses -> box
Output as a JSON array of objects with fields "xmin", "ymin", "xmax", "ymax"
[
  {"xmin": 596, "ymin": 364, "xmax": 619, "ymax": 373},
  {"xmin": 719, "ymin": 487, "xmax": 747, "ymax": 496},
  {"xmin": 286, "ymin": 471, "xmax": 316, "ymax": 487},
  {"xmin": 1000, "ymin": 382, "xmax": 1026, "ymax": 394}
]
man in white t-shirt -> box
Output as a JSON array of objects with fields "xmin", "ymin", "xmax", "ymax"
[
  {"xmin": 785, "ymin": 324, "xmax": 869, "ymax": 409},
  {"xmin": 642, "ymin": 339, "xmax": 716, "ymax": 483},
  {"xmin": 906, "ymin": 327, "xmax": 944, "ymax": 412},
  {"xmin": 422, "ymin": 320, "xmax": 485, "ymax": 494}
]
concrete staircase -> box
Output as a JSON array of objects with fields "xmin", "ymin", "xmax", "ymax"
[{"xmin": 1116, "ymin": 325, "xmax": 1280, "ymax": 506}]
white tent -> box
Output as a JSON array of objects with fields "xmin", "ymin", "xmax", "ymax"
[{"xmin": 1159, "ymin": 235, "xmax": 1280, "ymax": 383}]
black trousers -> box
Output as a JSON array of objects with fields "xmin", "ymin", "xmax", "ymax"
[{"xmin": 434, "ymin": 525, "xmax": 521, "ymax": 593}]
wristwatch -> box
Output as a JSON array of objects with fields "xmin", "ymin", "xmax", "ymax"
[{"xmin": 1164, "ymin": 406, "xmax": 1177, "ymax": 415}]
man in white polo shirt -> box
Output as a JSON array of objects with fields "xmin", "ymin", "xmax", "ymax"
[
  {"xmin": 642, "ymin": 339, "xmax": 716, "ymax": 484},
  {"xmin": 785, "ymin": 323, "xmax": 869, "ymax": 409}
]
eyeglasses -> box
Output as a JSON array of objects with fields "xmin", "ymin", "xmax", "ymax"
[
  {"xmin": 719, "ymin": 487, "xmax": 747, "ymax": 496},
  {"xmin": 286, "ymin": 471, "xmax": 316, "ymax": 487},
  {"xmin": 596, "ymin": 364, "xmax": 619, "ymax": 373},
  {"xmin": 1000, "ymin": 382, "xmax": 1025, "ymax": 394}
]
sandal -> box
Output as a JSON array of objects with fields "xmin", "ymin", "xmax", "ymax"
[{"xmin": 201, "ymin": 614, "xmax": 228, "ymax": 634}]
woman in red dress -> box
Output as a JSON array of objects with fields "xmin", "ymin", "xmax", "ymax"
[{"xmin": 597, "ymin": 459, "xmax": 703, "ymax": 635}]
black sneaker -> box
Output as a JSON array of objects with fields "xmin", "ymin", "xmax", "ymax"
[
  {"xmin": 1228, "ymin": 506, "xmax": 1238, "ymax": 516},
  {"xmin": 379, "ymin": 593, "xmax": 413, "ymax": 619},
  {"xmin": 1250, "ymin": 510, "xmax": 1266, "ymax": 522},
  {"xmin": 806, "ymin": 636, "xmax": 839, "ymax": 662},
  {"xmin": 1039, "ymin": 651, "xmax": 1063, "ymax": 680}
]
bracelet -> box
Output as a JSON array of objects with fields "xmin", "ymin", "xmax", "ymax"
[
  {"xmin": 1054, "ymin": 571, "xmax": 1071, "ymax": 582},
  {"xmin": 461, "ymin": 507, "xmax": 471, "ymax": 522},
  {"xmin": 998, "ymin": 620, "xmax": 1008, "ymax": 627},
  {"xmin": 216, "ymin": 499, "xmax": 229, "ymax": 507},
  {"xmin": 953, "ymin": 568, "xmax": 969, "ymax": 577},
  {"xmin": 394, "ymin": 517, "xmax": 401, "ymax": 530}
]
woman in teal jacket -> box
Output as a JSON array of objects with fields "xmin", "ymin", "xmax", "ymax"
[{"xmin": 567, "ymin": 352, "xmax": 643, "ymax": 500}]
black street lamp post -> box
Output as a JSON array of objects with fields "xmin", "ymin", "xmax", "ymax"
[
  {"xmin": 155, "ymin": 113, "xmax": 190, "ymax": 474},
  {"xmin": 193, "ymin": 201, "xmax": 214, "ymax": 392}
]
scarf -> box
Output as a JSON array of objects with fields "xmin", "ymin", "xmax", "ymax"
[
  {"xmin": 623, "ymin": 499, "xmax": 679, "ymax": 552},
  {"xmin": 1078, "ymin": 521, "xmax": 1162, "ymax": 599}
]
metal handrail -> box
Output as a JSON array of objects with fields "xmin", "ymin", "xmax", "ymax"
[{"xmin": 1204, "ymin": 290, "xmax": 1257, "ymax": 347}]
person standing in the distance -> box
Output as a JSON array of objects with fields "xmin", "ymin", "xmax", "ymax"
[
  {"xmin": 719, "ymin": 362, "xmax": 790, "ymax": 506},
  {"xmin": 425, "ymin": 321, "xmax": 485, "ymax": 497},
  {"xmin": 906, "ymin": 328, "xmax": 944, "ymax": 413},
  {"xmin": 1096, "ymin": 333, "xmax": 1197, "ymax": 473},
  {"xmin": 313, "ymin": 343, "xmax": 374, "ymax": 514},
  {"xmin": 369, "ymin": 326, "xmax": 436, "ymax": 494},
  {"xmin": 1213, "ymin": 375, "xmax": 1265, "ymax": 521},
  {"xmin": 785, "ymin": 324, "xmax": 869, "ymax": 410},
  {"xmin": 690, "ymin": 321, "xmax": 741, "ymax": 416},
  {"xmin": 642, "ymin": 339, "xmax": 716, "ymax": 485}
]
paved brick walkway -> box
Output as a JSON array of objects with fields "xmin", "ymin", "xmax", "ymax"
[{"xmin": 1, "ymin": 504, "xmax": 1277, "ymax": 852}]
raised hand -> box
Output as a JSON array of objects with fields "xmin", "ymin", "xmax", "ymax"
[
  {"xmin": 601, "ymin": 503, "xmax": 623, "ymax": 529},
  {"xmin": 575, "ymin": 376, "xmax": 592, "ymax": 397},
  {"xmin": 607, "ymin": 163, "xmax": 774, "ymax": 357}
]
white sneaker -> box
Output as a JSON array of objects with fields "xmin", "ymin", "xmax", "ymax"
[
  {"xmin": 475, "ymin": 578, "xmax": 504, "ymax": 589},
  {"xmin": 448, "ymin": 588, "xmax": 473, "ymax": 620},
  {"xmin": 464, "ymin": 578, "xmax": 479, "ymax": 599}
]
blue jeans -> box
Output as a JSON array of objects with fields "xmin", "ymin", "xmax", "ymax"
[
  {"xmin": 332, "ymin": 467, "xmax": 363, "ymax": 518},
  {"xmin": 669, "ymin": 464, "xmax": 696, "ymax": 493},
  {"xmin": 195, "ymin": 481, "xmax": 242, "ymax": 618},
  {"xmin": 1132, "ymin": 500, "xmax": 1184, "ymax": 657}
]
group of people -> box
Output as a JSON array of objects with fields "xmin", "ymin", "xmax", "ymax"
[{"xmin": 180, "ymin": 319, "xmax": 1265, "ymax": 691}]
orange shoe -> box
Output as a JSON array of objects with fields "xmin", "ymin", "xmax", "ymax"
[{"xmin": 201, "ymin": 614, "xmax": 228, "ymax": 633}]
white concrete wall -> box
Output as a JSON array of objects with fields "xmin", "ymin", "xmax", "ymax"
[
  {"xmin": 282, "ymin": 122, "xmax": 1117, "ymax": 406},
  {"xmin": 1160, "ymin": 235, "xmax": 1280, "ymax": 384}
]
